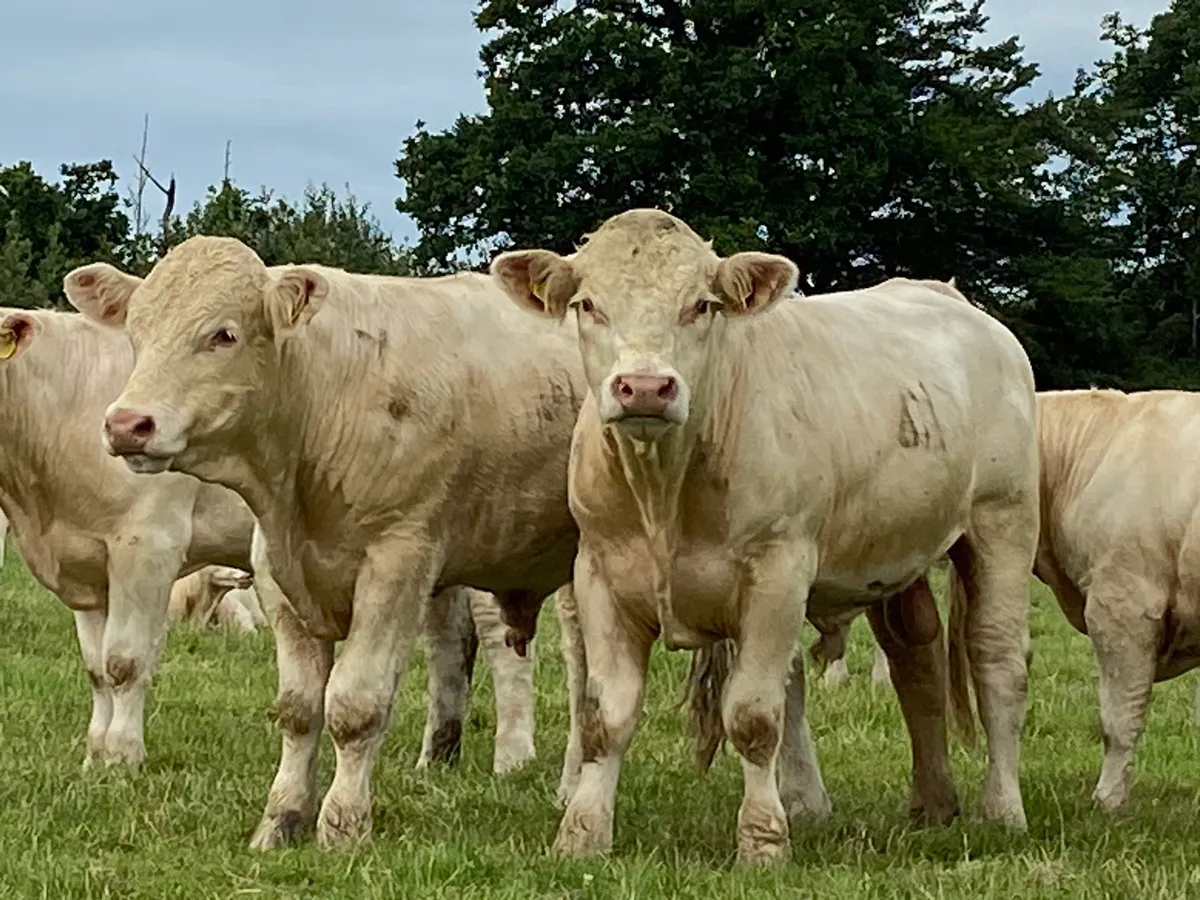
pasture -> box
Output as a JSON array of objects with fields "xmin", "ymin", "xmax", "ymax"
[{"xmin": 2, "ymin": 558, "xmax": 1199, "ymax": 899}]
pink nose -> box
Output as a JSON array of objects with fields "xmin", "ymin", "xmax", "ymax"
[
  {"xmin": 611, "ymin": 374, "xmax": 678, "ymax": 416},
  {"xmin": 105, "ymin": 408, "xmax": 156, "ymax": 454}
]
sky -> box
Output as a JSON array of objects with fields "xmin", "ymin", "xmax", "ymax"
[{"xmin": 1, "ymin": 1, "xmax": 1169, "ymax": 244}]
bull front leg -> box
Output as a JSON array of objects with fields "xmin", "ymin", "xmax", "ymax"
[
  {"xmin": 724, "ymin": 542, "xmax": 815, "ymax": 866},
  {"xmin": 553, "ymin": 547, "xmax": 654, "ymax": 859}
]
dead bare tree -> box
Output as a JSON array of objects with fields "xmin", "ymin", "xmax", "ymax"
[
  {"xmin": 131, "ymin": 155, "xmax": 176, "ymax": 258},
  {"xmin": 223, "ymin": 140, "xmax": 232, "ymax": 186},
  {"xmin": 127, "ymin": 114, "xmax": 151, "ymax": 236}
]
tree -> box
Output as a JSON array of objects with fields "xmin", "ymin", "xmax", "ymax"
[
  {"xmin": 1055, "ymin": 0, "xmax": 1200, "ymax": 387},
  {"xmin": 396, "ymin": 1, "xmax": 1070, "ymax": 303},
  {"xmin": 182, "ymin": 181, "xmax": 414, "ymax": 274},
  {"xmin": 0, "ymin": 160, "xmax": 132, "ymax": 308}
]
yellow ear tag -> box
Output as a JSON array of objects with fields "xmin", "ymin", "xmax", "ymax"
[
  {"xmin": 530, "ymin": 278, "xmax": 547, "ymax": 303},
  {"xmin": 0, "ymin": 333, "xmax": 17, "ymax": 360}
]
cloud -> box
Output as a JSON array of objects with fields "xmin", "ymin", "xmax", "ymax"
[{"xmin": 0, "ymin": 0, "xmax": 1171, "ymax": 242}]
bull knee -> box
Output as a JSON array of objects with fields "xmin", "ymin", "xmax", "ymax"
[
  {"xmin": 275, "ymin": 688, "xmax": 319, "ymax": 736},
  {"xmin": 727, "ymin": 703, "xmax": 779, "ymax": 769},
  {"xmin": 579, "ymin": 690, "xmax": 610, "ymax": 763},
  {"xmin": 327, "ymin": 696, "xmax": 387, "ymax": 747},
  {"xmin": 105, "ymin": 654, "xmax": 140, "ymax": 689}
]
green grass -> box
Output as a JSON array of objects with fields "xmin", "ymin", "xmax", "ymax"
[{"xmin": 2, "ymin": 555, "xmax": 1200, "ymax": 899}]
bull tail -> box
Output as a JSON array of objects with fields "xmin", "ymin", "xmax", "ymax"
[
  {"xmin": 684, "ymin": 639, "xmax": 737, "ymax": 772},
  {"xmin": 946, "ymin": 560, "xmax": 978, "ymax": 745}
]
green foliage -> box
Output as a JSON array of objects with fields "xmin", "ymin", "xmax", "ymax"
[
  {"xmin": 0, "ymin": 165, "xmax": 414, "ymax": 311},
  {"xmin": 182, "ymin": 182, "xmax": 413, "ymax": 275},
  {"xmin": 394, "ymin": 0, "xmax": 1200, "ymax": 391},
  {"xmin": 0, "ymin": 161, "xmax": 131, "ymax": 309}
]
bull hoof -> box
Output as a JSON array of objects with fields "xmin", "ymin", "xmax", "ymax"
[
  {"xmin": 100, "ymin": 733, "xmax": 145, "ymax": 768},
  {"xmin": 1091, "ymin": 782, "xmax": 1130, "ymax": 814},
  {"xmin": 979, "ymin": 796, "xmax": 1027, "ymax": 831},
  {"xmin": 250, "ymin": 809, "xmax": 314, "ymax": 851},
  {"xmin": 316, "ymin": 801, "xmax": 373, "ymax": 848},
  {"xmin": 737, "ymin": 803, "xmax": 790, "ymax": 866},
  {"xmin": 493, "ymin": 741, "xmax": 536, "ymax": 776},
  {"xmin": 552, "ymin": 808, "xmax": 613, "ymax": 858},
  {"xmin": 782, "ymin": 787, "xmax": 832, "ymax": 822},
  {"xmin": 909, "ymin": 793, "xmax": 960, "ymax": 827},
  {"xmin": 821, "ymin": 659, "xmax": 850, "ymax": 688}
]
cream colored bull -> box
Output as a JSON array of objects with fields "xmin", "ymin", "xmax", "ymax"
[
  {"xmin": 1023, "ymin": 389, "xmax": 1200, "ymax": 809},
  {"xmin": 0, "ymin": 307, "xmax": 255, "ymax": 767},
  {"xmin": 64, "ymin": 238, "xmax": 586, "ymax": 850},
  {"xmin": 491, "ymin": 209, "xmax": 1038, "ymax": 864}
]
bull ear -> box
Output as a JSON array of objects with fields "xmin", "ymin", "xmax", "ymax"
[
  {"xmin": 490, "ymin": 249, "xmax": 579, "ymax": 319},
  {"xmin": 714, "ymin": 252, "xmax": 798, "ymax": 316},
  {"xmin": 267, "ymin": 266, "xmax": 329, "ymax": 335},
  {"xmin": 0, "ymin": 311, "xmax": 41, "ymax": 361},
  {"xmin": 63, "ymin": 263, "xmax": 143, "ymax": 326}
]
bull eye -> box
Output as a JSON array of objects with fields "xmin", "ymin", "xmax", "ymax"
[
  {"xmin": 694, "ymin": 299, "xmax": 711, "ymax": 316},
  {"xmin": 209, "ymin": 328, "xmax": 237, "ymax": 348},
  {"xmin": 578, "ymin": 298, "xmax": 595, "ymax": 314}
]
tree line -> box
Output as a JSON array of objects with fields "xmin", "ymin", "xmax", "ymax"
[{"xmin": 4, "ymin": 0, "xmax": 1197, "ymax": 390}]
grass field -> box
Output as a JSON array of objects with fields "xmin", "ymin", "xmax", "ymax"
[{"xmin": 3, "ymin": 556, "xmax": 1200, "ymax": 899}]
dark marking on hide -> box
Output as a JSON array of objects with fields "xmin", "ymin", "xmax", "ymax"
[
  {"xmin": 86, "ymin": 669, "xmax": 105, "ymax": 691},
  {"xmin": 727, "ymin": 702, "xmax": 778, "ymax": 769},
  {"xmin": 275, "ymin": 688, "xmax": 318, "ymax": 736},
  {"xmin": 327, "ymin": 697, "xmax": 386, "ymax": 747},
  {"xmin": 427, "ymin": 719, "xmax": 464, "ymax": 765},
  {"xmin": 106, "ymin": 655, "xmax": 139, "ymax": 689},
  {"xmin": 537, "ymin": 378, "xmax": 574, "ymax": 424},
  {"xmin": 387, "ymin": 397, "xmax": 408, "ymax": 421},
  {"xmin": 579, "ymin": 690, "xmax": 609, "ymax": 763},
  {"xmin": 897, "ymin": 382, "xmax": 947, "ymax": 451},
  {"xmin": 631, "ymin": 246, "xmax": 640, "ymax": 257},
  {"xmin": 355, "ymin": 328, "xmax": 389, "ymax": 362}
]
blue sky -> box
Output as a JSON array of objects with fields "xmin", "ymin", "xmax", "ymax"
[{"xmin": 1, "ymin": 1, "xmax": 1167, "ymax": 244}]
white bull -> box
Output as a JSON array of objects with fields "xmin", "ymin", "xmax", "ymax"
[{"xmin": 491, "ymin": 209, "xmax": 1038, "ymax": 863}]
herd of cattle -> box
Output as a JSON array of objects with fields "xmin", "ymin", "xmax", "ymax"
[{"xmin": 1, "ymin": 207, "xmax": 1198, "ymax": 865}]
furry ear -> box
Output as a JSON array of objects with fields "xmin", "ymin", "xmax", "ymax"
[
  {"xmin": 267, "ymin": 266, "xmax": 329, "ymax": 335},
  {"xmin": 0, "ymin": 312, "xmax": 41, "ymax": 361},
  {"xmin": 714, "ymin": 252, "xmax": 798, "ymax": 316},
  {"xmin": 490, "ymin": 249, "xmax": 580, "ymax": 319},
  {"xmin": 62, "ymin": 263, "xmax": 143, "ymax": 326}
]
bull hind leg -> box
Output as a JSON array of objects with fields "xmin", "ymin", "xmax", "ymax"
[
  {"xmin": 417, "ymin": 586, "xmax": 479, "ymax": 769},
  {"xmin": 947, "ymin": 498, "xmax": 1037, "ymax": 830},
  {"xmin": 871, "ymin": 643, "xmax": 890, "ymax": 687},
  {"xmin": 71, "ymin": 604, "xmax": 113, "ymax": 766},
  {"xmin": 778, "ymin": 654, "xmax": 832, "ymax": 821},
  {"xmin": 472, "ymin": 588, "xmax": 537, "ymax": 775},
  {"xmin": 250, "ymin": 583, "xmax": 334, "ymax": 851},
  {"xmin": 1083, "ymin": 575, "xmax": 1163, "ymax": 812},
  {"xmin": 868, "ymin": 579, "xmax": 959, "ymax": 825}
]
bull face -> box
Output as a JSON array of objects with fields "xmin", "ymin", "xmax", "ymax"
[
  {"xmin": 63, "ymin": 236, "xmax": 327, "ymax": 482},
  {"xmin": 491, "ymin": 209, "xmax": 797, "ymax": 442}
]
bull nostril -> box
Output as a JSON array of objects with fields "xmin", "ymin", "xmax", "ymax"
[
  {"xmin": 131, "ymin": 417, "xmax": 155, "ymax": 438},
  {"xmin": 657, "ymin": 378, "xmax": 677, "ymax": 400}
]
